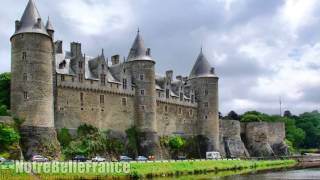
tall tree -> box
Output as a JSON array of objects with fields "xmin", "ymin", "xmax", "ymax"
[{"xmin": 0, "ymin": 73, "xmax": 10, "ymax": 108}]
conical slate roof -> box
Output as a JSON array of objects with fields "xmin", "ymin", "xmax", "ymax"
[
  {"xmin": 12, "ymin": 0, "xmax": 49, "ymax": 37},
  {"xmin": 46, "ymin": 17, "xmax": 54, "ymax": 31},
  {"xmin": 189, "ymin": 49, "xmax": 216, "ymax": 79},
  {"xmin": 127, "ymin": 30, "xmax": 153, "ymax": 61}
]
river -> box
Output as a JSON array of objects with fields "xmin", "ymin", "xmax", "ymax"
[
  {"xmin": 218, "ymin": 168, "xmax": 320, "ymax": 180},
  {"xmin": 154, "ymin": 168, "xmax": 320, "ymax": 180}
]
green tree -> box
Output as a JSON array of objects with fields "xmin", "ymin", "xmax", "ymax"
[
  {"xmin": 58, "ymin": 128, "xmax": 72, "ymax": 147},
  {"xmin": 169, "ymin": 136, "xmax": 186, "ymax": 157},
  {"xmin": 0, "ymin": 124, "xmax": 20, "ymax": 148},
  {"xmin": 0, "ymin": 73, "xmax": 10, "ymax": 108},
  {"xmin": 295, "ymin": 111, "xmax": 320, "ymax": 148},
  {"xmin": 125, "ymin": 126, "xmax": 141, "ymax": 157}
]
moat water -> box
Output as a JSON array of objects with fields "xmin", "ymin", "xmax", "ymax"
[{"xmin": 154, "ymin": 168, "xmax": 320, "ymax": 180}]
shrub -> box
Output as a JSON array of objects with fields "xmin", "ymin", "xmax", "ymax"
[{"xmin": 58, "ymin": 128, "xmax": 72, "ymax": 147}]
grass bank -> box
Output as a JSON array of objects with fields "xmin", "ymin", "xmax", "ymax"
[{"xmin": 0, "ymin": 159, "xmax": 297, "ymax": 179}]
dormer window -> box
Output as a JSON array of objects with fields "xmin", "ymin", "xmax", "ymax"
[
  {"xmin": 180, "ymin": 93, "xmax": 183, "ymax": 101},
  {"xmin": 101, "ymin": 64, "xmax": 105, "ymax": 70},
  {"xmin": 100, "ymin": 74, "xmax": 106, "ymax": 85},
  {"xmin": 166, "ymin": 89, "xmax": 170, "ymax": 99},
  {"xmin": 123, "ymin": 78, "xmax": 127, "ymax": 90}
]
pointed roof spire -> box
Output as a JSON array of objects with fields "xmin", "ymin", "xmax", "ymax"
[
  {"xmin": 127, "ymin": 30, "xmax": 153, "ymax": 61},
  {"xmin": 189, "ymin": 48, "xmax": 216, "ymax": 79},
  {"xmin": 46, "ymin": 16, "xmax": 54, "ymax": 31},
  {"xmin": 12, "ymin": 0, "xmax": 48, "ymax": 37}
]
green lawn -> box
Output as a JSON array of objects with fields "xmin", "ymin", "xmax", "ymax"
[{"xmin": 0, "ymin": 159, "xmax": 297, "ymax": 179}]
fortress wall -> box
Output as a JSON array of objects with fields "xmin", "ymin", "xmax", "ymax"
[
  {"xmin": 219, "ymin": 120, "xmax": 249, "ymax": 158},
  {"xmin": 268, "ymin": 122, "xmax": 286, "ymax": 145},
  {"xmin": 55, "ymin": 82, "xmax": 135, "ymax": 134},
  {"xmin": 156, "ymin": 101, "xmax": 197, "ymax": 136}
]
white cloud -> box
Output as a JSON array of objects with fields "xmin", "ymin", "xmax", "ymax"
[
  {"xmin": 280, "ymin": 0, "xmax": 319, "ymax": 31},
  {"xmin": 58, "ymin": 0, "xmax": 134, "ymax": 35}
]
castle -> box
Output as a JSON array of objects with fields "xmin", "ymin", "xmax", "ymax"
[{"xmin": 9, "ymin": 0, "xmax": 288, "ymax": 159}]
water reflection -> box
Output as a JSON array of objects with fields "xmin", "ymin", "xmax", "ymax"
[{"xmin": 153, "ymin": 168, "xmax": 320, "ymax": 180}]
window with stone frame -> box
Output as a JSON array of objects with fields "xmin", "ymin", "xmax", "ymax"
[
  {"xmin": 204, "ymin": 102, "xmax": 209, "ymax": 108},
  {"xmin": 23, "ymin": 91, "xmax": 28, "ymax": 100},
  {"xmin": 72, "ymin": 76, "xmax": 75, "ymax": 82},
  {"xmin": 22, "ymin": 52, "xmax": 27, "ymax": 61},
  {"xmin": 100, "ymin": 74, "xmax": 106, "ymax": 85},
  {"xmin": 180, "ymin": 92, "xmax": 183, "ymax": 101},
  {"xmin": 122, "ymin": 97, "xmax": 127, "ymax": 106},
  {"xmin": 178, "ymin": 107, "xmax": 182, "ymax": 115},
  {"xmin": 189, "ymin": 109, "xmax": 193, "ymax": 116},
  {"xmin": 140, "ymin": 89, "xmax": 145, "ymax": 96},
  {"xmin": 61, "ymin": 74, "xmax": 65, "ymax": 81},
  {"xmin": 100, "ymin": 95, "xmax": 104, "ymax": 104},
  {"xmin": 166, "ymin": 89, "xmax": 170, "ymax": 99},
  {"xmin": 191, "ymin": 95, "xmax": 195, "ymax": 103},
  {"xmin": 78, "ymin": 74, "xmax": 84, "ymax": 82},
  {"xmin": 140, "ymin": 105, "xmax": 145, "ymax": 111},
  {"xmin": 80, "ymin": 92, "xmax": 84, "ymax": 105},
  {"xmin": 139, "ymin": 74, "xmax": 144, "ymax": 81},
  {"xmin": 164, "ymin": 105, "xmax": 168, "ymax": 113},
  {"xmin": 123, "ymin": 78, "xmax": 127, "ymax": 90},
  {"xmin": 204, "ymin": 89, "xmax": 208, "ymax": 96},
  {"xmin": 23, "ymin": 73, "xmax": 27, "ymax": 81},
  {"xmin": 78, "ymin": 61, "xmax": 83, "ymax": 69}
]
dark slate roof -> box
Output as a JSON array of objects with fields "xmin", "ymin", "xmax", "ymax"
[
  {"xmin": 13, "ymin": 0, "xmax": 49, "ymax": 37},
  {"xmin": 189, "ymin": 49, "xmax": 216, "ymax": 79},
  {"xmin": 127, "ymin": 30, "xmax": 153, "ymax": 61}
]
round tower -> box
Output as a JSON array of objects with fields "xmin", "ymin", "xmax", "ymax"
[
  {"xmin": 10, "ymin": 0, "xmax": 60, "ymax": 159},
  {"xmin": 126, "ymin": 30, "xmax": 158, "ymax": 156},
  {"xmin": 189, "ymin": 49, "xmax": 220, "ymax": 152}
]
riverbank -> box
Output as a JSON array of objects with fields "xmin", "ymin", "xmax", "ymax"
[{"xmin": 0, "ymin": 159, "xmax": 297, "ymax": 179}]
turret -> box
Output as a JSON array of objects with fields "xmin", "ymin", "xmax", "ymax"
[
  {"xmin": 189, "ymin": 48, "xmax": 219, "ymax": 152},
  {"xmin": 10, "ymin": 0, "xmax": 60, "ymax": 159},
  {"xmin": 126, "ymin": 30, "xmax": 159, "ymax": 156},
  {"xmin": 46, "ymin": 17, "xmax": 54, "ymax": 39}
]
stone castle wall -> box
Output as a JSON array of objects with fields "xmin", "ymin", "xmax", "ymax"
[{"xmin": 55, "ymin": 74, "xmax": 198, "ymax": 136}]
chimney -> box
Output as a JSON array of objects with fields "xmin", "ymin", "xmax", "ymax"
[
  {"xmin": 111, "ymin": 55, "xmax": 120, "ymax": 65},
  {"xmin": 15, "ymin": 20, "xmax": 20, "ymax": 31},
  {"xmin": 176, "ymin": 75, "xmax": 182, "ymax": 81},
  {"xmin": 54, "ymin": 41, "xmax": 63, "ymax": 54},
  {"xmin": 210, "ymin": 67, "xmax": 215, "ymax": 74},
  {"xmin": 166, "ymin": 70, "xmax": 173, "ymax": 81},
  {"xmin": 146, "ymin": 48, "xmax": 151, "ymax": 56},
  {"xmin": 70, "ymin": 42, "xmax": 82, "ymax": 57}
]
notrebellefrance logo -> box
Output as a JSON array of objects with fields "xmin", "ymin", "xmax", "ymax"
[{"xmin": 11, "ymin": 161, "xmax": 131, "ymax": 174}]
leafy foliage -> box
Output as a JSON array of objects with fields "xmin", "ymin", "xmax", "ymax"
[
  {"xmin": 0, "ymin": 73, "xmax": 10, "ymax": 108},
  {"xmin": 125, "ymin": 126, "xmax": 141, "ymax": 157},
  {"xmin": 0, "ymin": 123, "xmax": 20, "ymax": 148},
  {"xmin": 57, "ymin": 128, "xmax": 72, "ymax": 147}
]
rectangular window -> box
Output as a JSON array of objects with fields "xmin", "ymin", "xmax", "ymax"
[
  {"xmin": 23, "ymin": 73, "xmax": 27, "ymax": 81},
  {"xmin": 139, "ymin": 74, "xmax": 144, "ymax": 81},
  {"xmin": 140, "ymin": 89, "xmax": 145, "ymax": 96},
  {"xmin": 158, "ymin": 92, "xmax": 161, "ymax": 98},
  {"xmin": 22, "ymin": 52, "xmax": 27, "ymax": 61},
  {"xmin": 205, "ymin": 89, "xmax": 208, "ymax": 96},
  {"xmin": 100, "ymin": 95, "xmax": 104, "ymax": 104},
  {"xmin": 164, "ymin": 105, "xmax": 168, "ymax": 113},
  {"xmin": 178, "ymin": 107, "xmax": 182, "ymax": 115},
  {"xmin": 79, "ymin": 61, "xmax": 83, "ymax": 69},
  {"xmin": 191, "ymin": 95, "xmax": 194, "ymax": 103},
  {"xmin": 80, "ymin": 92, "xmax": 84, "ymax": 105},
  {"xmin": 122, "ymin": 97, "xmax": 127, "ymax": 106},
  {"xmin": 123, "ymin": 78, "xmax": 127, "ymax": 90},
  {"xmin": 101, "ymin": 74, "xmax": 106, "ymax": 85},
  {"xmin": 189, "ymin": 109, "xmax": 193, "ymax": 116},
  {"xmin": 61, "ymin": 75, "xmax": 65, "ymax": 81},
  {"xmin": 180, "ymin": 93, "xmax": 183, "ymax": 101},
  {"xmin": 101, "ymin": 64, "xmax": 105, "ymax": 70},
  {"xmin": 166, "ymin": 89, "xmax": 170, "ymax": 99},
  {"xmin": 72, "ymin": 77, "xmax": 75, "ymax": 82},
  {"xmin": 204, "ymin": 102, "xmax": 209, "ymax": 108},
  {"xmin": 140, "ymin": 105, "xmax": 145, "ymax": 111},
  {"xmin": 23, "ymin": 91, "xmax": 28, "ymax": 100},
  {"xmin": 78, "ymin": 74, "xmax": 84, "ymax": 82}
]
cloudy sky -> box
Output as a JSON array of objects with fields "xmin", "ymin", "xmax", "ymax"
[{"xmin": 1, "ymin": 0, "xmax": 320, "ymax": 115}]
